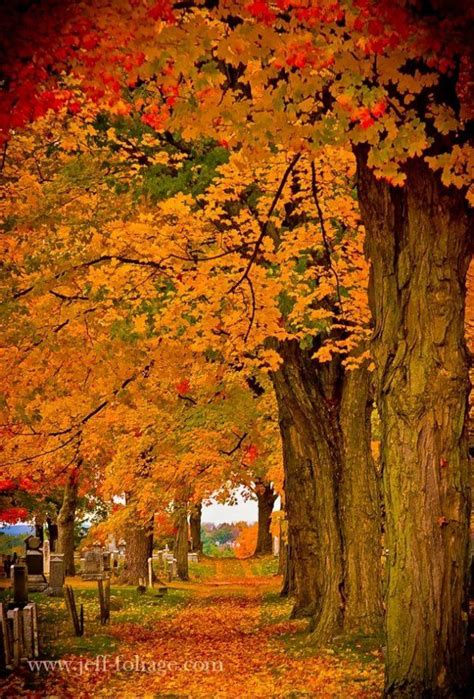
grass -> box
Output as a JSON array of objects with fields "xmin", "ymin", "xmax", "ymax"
[
  {"xmin": 0, "ymin": 579, "xmax": 191, "ymax": 659},
  {"xmin": 249, "ymin": 555, "xmax": 279, "ymax": 577},
  {"xmin": 188, "ymin": 559, "xmax": 217, "ymax": 581}
]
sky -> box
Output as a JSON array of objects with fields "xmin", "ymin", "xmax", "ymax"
[
  {"xmin": 202, "ymin": 491, "xmax": 258, "ymax": 525},
  {"xmin": 202, "ymin": 487, "xmax": 281, "ymax": 525}
]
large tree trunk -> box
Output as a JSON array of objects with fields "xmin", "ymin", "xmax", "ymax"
[
  {"xmin": 272, "ymin": 341, "xmax": 383, "ymax": 643},
  {"xmin": 254, "ymin": 481, "xmax": 276, "ymax": 556},
  {"xmin": 272, "ymin": 341, "xmax": 345, "ymax": 642},
  {"xmin": 340, "ymin": 359, "xmax": 383, "ymax": 634},
  {"xmin": 57, "ymin": 472, "xmax": 79, "ymax": 576},
  {"xmin": 189, "ymin": 503, "xmax": 202, "ymax": 553},
  {"xmin": 121, "ymin": 518, "xmax": 153, "ymax": 585},
  {"xmin": 175, "ymin": 508, "xmax": 189, "ymax": 581},
  {"xmin": 356, "ymin": 151, "xmax": 472, "ymax": 697}
]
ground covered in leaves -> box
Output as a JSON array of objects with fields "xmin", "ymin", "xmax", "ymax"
[{"xmin": 1, "ymin": 557, "xmax": 383, "ymax": 698}]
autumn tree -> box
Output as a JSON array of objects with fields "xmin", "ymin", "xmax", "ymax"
[{"xmin": 2, "ymin": 2, "xmax": 473, "ymax": 691}]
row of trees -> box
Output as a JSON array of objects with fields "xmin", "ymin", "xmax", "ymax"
[{"xmin": 0, "ymin": 1, "xmax": 472, "ymax": 696}]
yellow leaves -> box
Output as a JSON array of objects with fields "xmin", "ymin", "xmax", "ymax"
[
  {"xmin": 426, "ymin": 145, "xmax": 474, "ymax": 201},
  {"xmin": 259, "ymin": 349, "xmax": 282, "ymax": 372},
  {"xmin": 133, "ymin": 315, "xmax": 147, "ymax": 334},
  {"xmin": 313, "ymin": 345, "xmax": 333, "ymax": 363}
]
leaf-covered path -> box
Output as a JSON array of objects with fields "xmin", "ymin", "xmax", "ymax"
[{"xmin": 2, "ymin": 558, "xmax": 383, "ymax": 698}]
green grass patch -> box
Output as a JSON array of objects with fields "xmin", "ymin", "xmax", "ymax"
[
  {"xmin": 249, "ymin": 555, "xmax": 279, "ymax": 577},
  {"xmin": 0, "ymin": 582, "xmax": 190, "ymax": 659},
  {"xmin": 188, "ymin": 559, "xmax": 216, "ymax": 581}
]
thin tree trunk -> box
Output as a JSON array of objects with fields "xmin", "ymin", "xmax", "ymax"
[
  {"xmin": 175, "ymin": 508, "xmax": 189, "ymax": 581},
  {"xmin": 340, "ymin": 359, "xmax": 383, "ymax": 634},
  {"xmin": 189, "ymin": 503, "xmax": 202, "ymax": 553},
  {"xmin": 356, "ymin": 151, "xmax": 472, "ymax": 697},
  {"xmin": 121, "ymin": 517, "xmax": 153, "ymax": 585},
  {"xmin": 254, "ymin": 481, "xmax": 276, "ymax": 555},
  {"xmin": 280, "ymin": 529, "xmax": 296, "ymax": 598},
  {"xmin": 57, "ymin": 472, "xmax": 79, "ymax": 577},
  {"xmin": 47, "ymin": 517, "xmax": 58, "ymax": 552}
]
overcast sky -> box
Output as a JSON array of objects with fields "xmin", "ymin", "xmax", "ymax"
[
  {"xmin": 202, "ymin": 492, "xmax": 258, "ymax": 525},
  {"xmin": 202, "ymin": 487, "xmax": 281, "ymax": 525}
]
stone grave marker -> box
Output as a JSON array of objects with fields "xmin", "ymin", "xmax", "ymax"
[
  {"xmin": 24, "ymin": 535, "xmax": 47, "ymax": 591},
  {"xmin": 48, "ymin": 553, "xmax": 65, "ymax": 596},
  {"xmin": 11, "ymin": 565, "xmax": 28, "ymax": 608}
]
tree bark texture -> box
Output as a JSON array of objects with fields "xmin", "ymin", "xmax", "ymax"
[
  {"xmin": 57, "ymin": 472, "xmax": 79, "ymax": 576},
  {"xmin": 255, "ymin": 482, "xmax": 277, "ymax": 555},
  {"xmin": 189, "ymin": 503, "xmax": 202, "ymax": 553},
  {"xmin": 272, "ymin": 342, "xmax": 382, "ymax": 643},
  {"xmin": 356, "ymin": 150, "xmax": 472, "ymax": 697},
  {"xmin": 175, "ymin": 508, "xmax": 189, "ymax": 581},
  {"xmin": 122, "ymin": 517, "xmax": 153, "ymax": 586}
]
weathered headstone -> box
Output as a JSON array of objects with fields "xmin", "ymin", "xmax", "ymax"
[
  {"xmin": 8, "ymin": 608, "xmax": 21, "ymax": 667},
  {"xmin": 11, "ymin": 565, "xmax": 28, "ymax": 608},
  {"xmin": 188, "ymin": 552, "xmax": 199, "ymax": 563},
  {"xmin": 102, "ymin": 551, "xmax": 111, "ymax": 572},
  {"xmin": 48, "ymin": 553, "xmax": 65, "ymax": 596},
  {"xmin": 24, "ymin": 535, "xmax": 47, "ymax": 591},
  {"xmin": 21, "ymin": 604, "xmax": 34, "ymax": 658},
  {"xmin": 81, "ymin": 547, "xmax": 110, "ymax": 580},
  {"xmin": 81, "ymin": 550, "xmax": 102, "ymax": 580},
  {"xmin": 0, "ymin": 603, "xmax": 12, "ymax": 669}
]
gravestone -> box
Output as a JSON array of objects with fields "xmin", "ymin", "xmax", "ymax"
[
  {"xmin": 43, "ymin": 540, "xmax": 51, "ymax": 577},
  {"xmin": 48, "ymin": 554, "xmax": 65, "ymax": 596},
  {"xmin": 102, "ymin": 551, "xmax": 111, "ymax": 572},
  {"xmin": 81, "ymin": 547, "xmax": 110, "ymax": 581},
  {"xmin": 11, "ymin": 565, "xmax": 28, "ymax": 608},
  {"xmin": 24, "ymin": 536, "xmax": 47, "ymax": 591},
  {"xmin": 163, "ymin": 556, "xmax": 177, "ymax": 581},
  {"xmin": 188, "ymin": 552, "xmax": 199, "ymax": 563}
]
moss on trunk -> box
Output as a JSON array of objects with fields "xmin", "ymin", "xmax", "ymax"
[{"xmin": 357, "ymin": 150, "xmax": 472, "ymax": 697}]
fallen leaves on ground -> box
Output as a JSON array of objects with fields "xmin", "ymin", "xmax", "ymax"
[{"xmin": 1, "ymin": 559, "xmax": 383, "ymax": 698}]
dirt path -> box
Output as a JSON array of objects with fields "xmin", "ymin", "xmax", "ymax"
[{"xmin": 3, "ymin": 559, "xmax": 383, "ymax": 698}]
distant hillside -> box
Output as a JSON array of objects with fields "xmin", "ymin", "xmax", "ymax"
[{"xmin": 0, "ymin": 524, "xmax": 34, "ymax": 536}]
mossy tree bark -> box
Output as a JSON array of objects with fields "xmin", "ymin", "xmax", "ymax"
[
  {"xmin": 272, "ymin": 341, "xmax": 382, "ymax": 643},
  {"xmin": 121, "ymin": 517, "xmax": 153, "ymax": 586},
  {"xmin": 254, "ymin": 481, "xmax": 277, "ymax": 555},
  {"xmin": 57, "ymin": 472, "xmax": 79, "ymax": 576},
  {"xmin": 340, "ymin": 359, "xmax": 383, "ymax": 634},
  {"xmin": 356, "ymin": 151, "xmax": 472, "ymax": 697},
  {"xmin": 189, "ymin": 503, "xmax": 202, "ymax": 553}
]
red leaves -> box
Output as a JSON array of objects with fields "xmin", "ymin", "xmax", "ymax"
[
  {"xmin": 142, "ymin": 104, "xmax": 166, "ymax": 130},
  {"xmin": 0, "ymin": 506, "xmax": 28, "ymax": 523},
  {"xmin": 0, "ymin": 478, "xmax": 16, "ymax": 492},
  {"xmin": 176, "ymin": 378, "xmax": 191, "ymax": 396},
  {"xmin": 149, "ymin": 1, "xmax": 176, "ymax": 24},
  {"xmin": 246, "ymin": 1, "xmax": 276, "ymax": 25},
  {"xmin": 350, "ymin": 100, "xmax": 387, "ymax": 129},
  {"xmin": 245, "ymin": 444, "xmax": 259, "ymax": 464}
]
